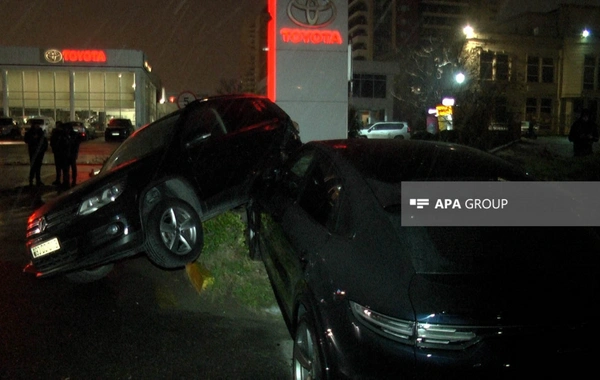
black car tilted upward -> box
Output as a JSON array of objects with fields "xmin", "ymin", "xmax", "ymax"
[
  {"xmin": 24, "ymin": 94, "xmax": 301, "ymax": 282},
  {"xmin": 246, "ymin": 138, "xmax": 600, "ymax": 379}
]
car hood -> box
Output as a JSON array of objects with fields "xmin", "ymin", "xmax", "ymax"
[{"xmin": 29, "ymin": 152, "xmax": 164, "ymax": 220}]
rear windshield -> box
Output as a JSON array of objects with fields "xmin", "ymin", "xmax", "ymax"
[
  {"xmin": 108, "ymin": 119, "xmax": 132, "ymax": 127},
  {"xmin": 389, "ymin": 222, "xmax": 600, "ymax": 275}
]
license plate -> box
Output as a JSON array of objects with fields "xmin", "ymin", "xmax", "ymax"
[
  {"xmin": 111, "ymin": 132, "xmax": 120, "ymax": 136},
  {"xmin": 31, "ymin": 238, "xmax": 61, "ymax": 258}
]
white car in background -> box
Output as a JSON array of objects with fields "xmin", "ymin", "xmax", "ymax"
[
  {"xmin": 23, "ymin": 116, "xmax": 55, "ymax": 136},
  {"xmin": 358, "ymin": 121, "xmax": 411, "ymax": 139}
]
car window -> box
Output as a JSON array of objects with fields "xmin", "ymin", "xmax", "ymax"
[
  {"xmin": 108, "ymin": 119, "xmax": 132, "ymax": 127},
  {"xmin": 182, "ymin": 106, "xmax": 223, "ymax": 144},
  {"xmin": 102, "ymin": 112, "xmax": 180, "ymax": 172},
  {"xmin": 390, "ymin": 223, "xmax": 600, "ymax": 276},
  {"xmin": 298, "ymin": 154, "xmax": 342, "ymax": 231},
  {"xmin": 280, "ymin": 149, "xmax": 315, "ymax": 201}
]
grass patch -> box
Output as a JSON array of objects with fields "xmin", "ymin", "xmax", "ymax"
[{"xmin": 193, "ymin": 209, "xmax": 276, "ymax": 313}]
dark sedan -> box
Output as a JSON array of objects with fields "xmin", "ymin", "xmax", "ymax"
[
  {"xmin": 104, "ymin": 118, "xmax": 134, "ymax": 141},
  {"xmin": 24, "ymin": 94, "xmax": 301, "ymax": 283},
  {"xmin": 247, "ymin": 139, "xmax": 600, "ymax": 379},
  {"xmin": 63, "ymin": 121, "xmax": 93, "ymax": 141}
]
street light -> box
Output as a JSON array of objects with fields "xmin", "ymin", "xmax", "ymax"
[
  {"xmin": 582, "ymin": 29, "xmax": 590, "ymax": 38},
  {"xmin": 455, "ymin": 72, "xmax": 466, "ymax": 84},
  {"xmin": 463, "ymin": 25, "xmax": 474, "ymax": 39}
]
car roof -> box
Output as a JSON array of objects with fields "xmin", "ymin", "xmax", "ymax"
[{"xmin": 309, "ymin": 139, "xmax": 530, "ymax": 182}]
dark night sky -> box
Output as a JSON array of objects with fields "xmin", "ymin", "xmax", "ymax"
[
  {"xmin": 1, "ymin": 0, "xmax": 266, "ymax": 95},
  {"xmin": 1, "ymin": 1, "xmax": 597, "ymax": 95}
]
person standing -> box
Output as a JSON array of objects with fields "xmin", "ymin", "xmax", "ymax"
[
  {"xmin": 49, "ymin": 122, "xmax": 72, "ymax": 189},
  {"xmin": 23, "ymin": 122, "xmax": 48, "ymax": 186},
  {"xmin": 568, "ymin": 109, "xmax": 599, "ymax": 157}
]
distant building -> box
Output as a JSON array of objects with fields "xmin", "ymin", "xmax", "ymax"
[
  {"xmin": 347, "ymin": 0, "xmax": 494, "ymax": 125},
  {"xmin": 464, "ymin": 3, "xmax": 600, "ymax": 134},
  {"xmin": 0, "ymin": 46, "xmax": 161, "ymax": 129},
  {"xmin": 239, "ymin": 1, "xmax": 599, "ymax": 135}
]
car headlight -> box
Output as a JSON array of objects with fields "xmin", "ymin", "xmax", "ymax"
[
  {"xmin": 78, "ymin": 181, "xmax": 125, "ymax": 215},
  {"xmin": 350, "ymin": 301, "xmax": 480, "ymax": 350}
]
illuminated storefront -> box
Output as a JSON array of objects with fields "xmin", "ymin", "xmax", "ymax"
[{"xmin": 0, "ymin": 46, "xmax": 160, "ymax": 129}]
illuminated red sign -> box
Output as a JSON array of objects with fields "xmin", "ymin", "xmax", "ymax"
[
  {"xmin": 62, "ymin": 49, "xmax": 107, "ymax": 63},
  {"xmin": 280, "ymin": 28, "xmax": 343, "ymax": 44},
  {"xmin": 44, "ymin": 49, "xmax": 107, "ymax": 64}
]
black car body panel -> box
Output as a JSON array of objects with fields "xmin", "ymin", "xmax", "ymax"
[
  {"xmin": 24, "ymin": 94, "xmax": 301, "ymax": 279},
  {"xmin": 252, "ymin": 139, "xmax": 600, "ymax": 378}
]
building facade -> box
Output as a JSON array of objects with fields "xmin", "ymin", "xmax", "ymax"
[
  {"xmin": 0, "ymin": 46, "xmax": 161, "ymax": 129},
  {"xmin": 465, "ymin": 4, "xmax": 600, "ymax": 134},
  {"xmin": 347, "ymin": 0, "xmax": 487, "ymax": 126}
]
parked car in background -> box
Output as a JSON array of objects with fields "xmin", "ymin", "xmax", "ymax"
[
  {"xmin": 357, "ymin": 121, "xmax": 411, "ymax": 139},
  {"xmin": 24, "ymin": 94, "xmax": 301, "ymax": 283},
  {"xmin": 246, "ymin": 138, "xmax": 600, "ymax": 379},
  {"xmin": 85, "ymin": 123, "xmax": 97, "ymax": 140},
  {"xmin": 104, "ymin": 118, "xmax": 134, "ymax": 141},
  {"xmin": 63, "ymin": 121, "xmax": 93, "ymax": 141},
  {"xmin": 23, "ymin": 116, "xmax": 55, "ymax": 136},
  {"xmin": 0, "ymin": 117, "xmax": 21, "ymax": 139}
]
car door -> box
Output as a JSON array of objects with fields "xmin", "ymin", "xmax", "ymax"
[
  {"xmin": 260, "ymin": 147, "xmax": 342, "ymax": 318},
  {"xmin": 370, "ymin": 123, "xmax": 384, "ymax": 139},
  {"xmin": 183, "ymin": 98, "xmax": 290, "ymax": 209}
]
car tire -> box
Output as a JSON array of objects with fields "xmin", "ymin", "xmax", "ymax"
[
  {"xmin": 245, "ymin": 204, "xmax": 262, "ymax": 261},
  {"xmin": 145, "ymin": 198, "xmax": 203, "ymax": 269},
  {"xmin": 65, "ymin": 264, "xmax": 114, "ymax": 283},
  {"xmin": 394, "ymin": 135, "xmax": 405, "ymax": 139},
  {"xmin": 293, "ymin": 312, "xmax": 325, "ymax": 380}
]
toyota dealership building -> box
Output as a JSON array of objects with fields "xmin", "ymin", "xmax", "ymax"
[{"xmin": 0, "ymin": 46, "xmax": 161, "ymax": 129}]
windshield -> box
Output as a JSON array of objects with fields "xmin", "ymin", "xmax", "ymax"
[{"xmin": 101, "ymin": 112, "xmax": 181, "ymax": 173}]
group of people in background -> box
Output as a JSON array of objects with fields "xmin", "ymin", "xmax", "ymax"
[
  {"xmin": 50, "ymin": 121, "xmax": 81, "ymax": 190},
  {"xmin": 23, "ymin": 121, "xmax": 82, "ymax": 190}
]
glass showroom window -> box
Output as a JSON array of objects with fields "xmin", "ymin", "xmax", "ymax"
[
  {"xmin": 105, "ymin": 72, "xmax": 135, "ymax": 123},
  {"xmin": 583, "ymin": 55, "xmax": 596, "ymax": 90},
  {"xmin": 73, "ymin": 71, "xmax": 136, "ymax": 126}
]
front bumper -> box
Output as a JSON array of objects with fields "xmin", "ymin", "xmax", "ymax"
[{"xmin": 24, "ymin": 203, "xmax": 143, "ymax": 278}]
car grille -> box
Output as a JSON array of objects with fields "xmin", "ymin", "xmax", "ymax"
[{"xmin": 27, "ymin": 203, "xmax": 79, "ymax": 238}]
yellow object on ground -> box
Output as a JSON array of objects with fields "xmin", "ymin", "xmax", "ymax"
[{"xmin": 185, "ymin": 261, "xmax": 215, "ymax": 293}]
